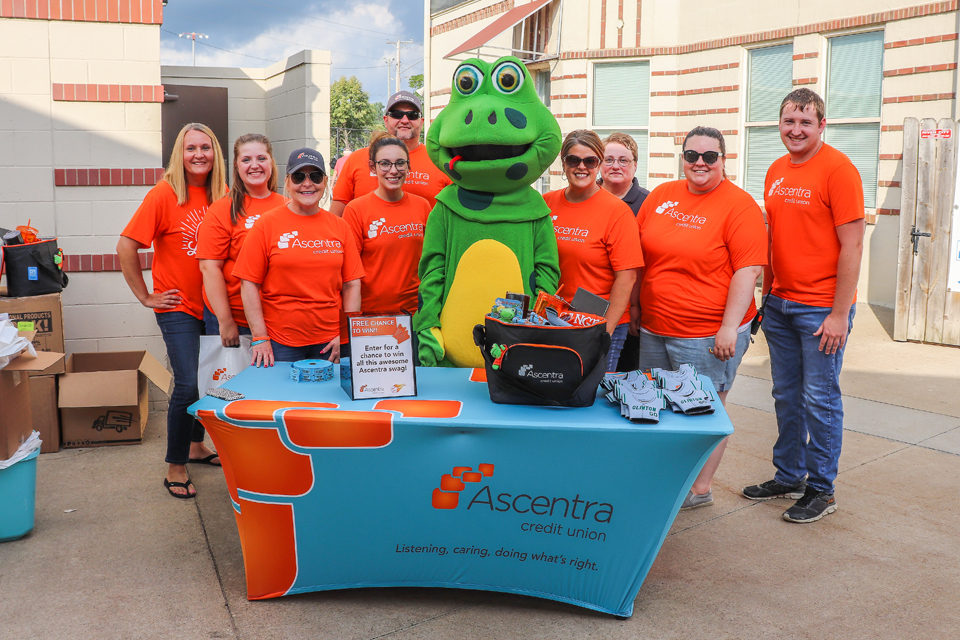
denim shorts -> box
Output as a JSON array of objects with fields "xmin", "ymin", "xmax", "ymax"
[{"xmin": 638, "ymin": 328, "xmax": 751, "ymax": 392}]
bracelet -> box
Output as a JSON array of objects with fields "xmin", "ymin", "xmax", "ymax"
[
  {"xmin": 252, "ymin": 336, "xmax": 270, "ymax": 342},
  {"xmin": 251, "ymin": 339, "xmax": 270, "ymax": 347}
]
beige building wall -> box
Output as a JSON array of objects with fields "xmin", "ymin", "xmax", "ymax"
[
  {"xmin": 426, "ymin": 0, "xmax": 960, "ymax": 308},
  {"xmin": 161, "ymin": 50, "xmax": 332, "ymax": 176},
  {"xmin": 0, "ymin": 15, "xmax": 167, "ymax": 361}
]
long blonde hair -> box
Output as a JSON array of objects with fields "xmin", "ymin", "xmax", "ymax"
[
  {"xmin": 230, "ymin": 133, "xmax": 279, "ymax": 225},
  {"xmin": 163, "ymin": 123, "xmax": 227, "ymax": 206}
]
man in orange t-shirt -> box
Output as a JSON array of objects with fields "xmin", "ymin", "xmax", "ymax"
[
  {"xmin": 330, "ymin": 91, "xmax": 451, "ymax": 215},
  {"xmin": 742, "ymin": 88, "xmax": 865, "ymax": 524}
]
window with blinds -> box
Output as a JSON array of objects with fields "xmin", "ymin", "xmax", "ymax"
[
  {"xmin": 744, "ymin": 44, "xmax": 793, "ymax": 199},
  {"xmin": 825, "ymin": 31, "xmax": 883, "ymax": 207},
  {"xmin": 593, "ymin": 62, "xmax": 650, "ymax": 187}
]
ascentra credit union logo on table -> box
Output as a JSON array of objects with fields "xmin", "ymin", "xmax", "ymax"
[{"xmin": 431, "ymin": 463, "xmax": 614, "ymax": 527}]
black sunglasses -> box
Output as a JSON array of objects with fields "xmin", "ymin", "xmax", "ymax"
[
  {"xmin": 563, "ymin": 154, "xmax": 601, "ymax": 170},
  {"xmin": 682, "ymin": 150, "xmax": 724, "ymax": 165},
  {"xmin": 387, "ymin": 109, "xmax": 421, "ymax": 121},
  {"xmin": 290, "ymin": 170, "xmax": 324, "ymax": 185}
]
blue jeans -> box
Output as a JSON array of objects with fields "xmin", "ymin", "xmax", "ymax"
[
  {"xmin": 270, "ymin": 341, "xmax": 331, "ymax": 363},
  {"xmin": 203, "ymin": 305, "xmax": 251, "ymax": 338},
  {"xmin": 155, "ymin": 311, "xmax": 205, "ymax": 465},
  {"xmin": 606, "ymin": 324, "xmax": 629, "ymax": 372},
  {"xmin": 763, "ymin": 295, "xmax": 856, "ymax": 494}
]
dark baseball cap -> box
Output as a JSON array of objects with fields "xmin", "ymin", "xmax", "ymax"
[
  {"xmin": 386, "ymin": 90, "xmax": 422, "ymax": 112},
  {"xmin": 287, "ymin": 148, "xmax": 326, "ymax": 175}
]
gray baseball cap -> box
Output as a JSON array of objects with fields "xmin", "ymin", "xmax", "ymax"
[
  {"xmin": 386, "ymin": 90, "xmax": 422, "ymax": 112},
  {"xmin": 287, "ymin": 148, "xmax": 326, "ymax": 175}
]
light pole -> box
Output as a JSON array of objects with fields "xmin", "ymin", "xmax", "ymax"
[{"xmin": 178, "ymin": 32, "xmax": 208, "ymax": 66}]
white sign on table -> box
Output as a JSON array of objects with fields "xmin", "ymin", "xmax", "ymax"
[{"xmin": 341, "ymin": 314, "xmax": 416, "ymax": 400}]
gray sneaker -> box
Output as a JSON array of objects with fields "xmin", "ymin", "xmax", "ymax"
[
  {"xmin": 742, "ymin": 479, "xmax": 806, "ymax": 501},
  {"xmin": 680, "ymin": 489, "xmax": 714, "ymax": 511}
]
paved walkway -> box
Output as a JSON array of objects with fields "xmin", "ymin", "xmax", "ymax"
[{"xmin": 1, "ymin": 304, "xmax": 958, "ymax": 639}]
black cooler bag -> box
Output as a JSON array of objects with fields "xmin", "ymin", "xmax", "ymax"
[
  {"xmin": 2, "ymin": 238, "xmax": 69, "ymax": 297},
  {"xmin": 473, "ymin": 317, "xmax": 611, "ymax": 407}
]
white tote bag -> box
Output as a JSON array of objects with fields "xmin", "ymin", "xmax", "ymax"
[{"xmin": 197, "ymin": 335, "xmax": 253, "ymax": 396}]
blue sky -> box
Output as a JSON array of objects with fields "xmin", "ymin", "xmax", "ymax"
[{"xmin": 160, "ymin": 0, "xmax": 424, "ymax": 106}]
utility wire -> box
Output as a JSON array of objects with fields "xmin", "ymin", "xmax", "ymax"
[{"xmin": 160, "ymin": 28, "xmax": 275, "ymax": 62}]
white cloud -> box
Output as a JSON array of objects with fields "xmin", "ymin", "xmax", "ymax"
[{"xmin": 161, "ymin": 2, "xmax": 423, "ymax": 104}]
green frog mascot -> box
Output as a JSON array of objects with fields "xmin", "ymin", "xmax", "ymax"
[{"xmin": 416, "ymin": 56, "xmax": 561, "ymax": 368}]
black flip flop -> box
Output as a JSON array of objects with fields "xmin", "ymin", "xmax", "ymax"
[
  {"xmin": 164, "ymin": 478, "xmax": 196, "ymax": 499},
  {"xmin": 188, "ymin": 453, "xmax": 221, "ymax": 466}
]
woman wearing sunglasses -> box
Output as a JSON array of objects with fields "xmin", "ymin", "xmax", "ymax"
[
  {"xmin": 343, "ymin": 132, "xmax": 431, "ymax": 314},
  {"xmin": 631, "ymin": 126, "xmax": 767, "ymax": 511},
  {"xmin": 197, "ymin": 134, "xmax": 286, "ymax": 347},
  {"xmin": 543, "ymin": 130, "xmax": 643, "ymax": 371},
  {"xmin": 234, "ymin": 148, "xmax": 363, "ymax": 367},
  {"xmin": 118, "ymin": 122, "xmax": 227, "ymax": 498}
]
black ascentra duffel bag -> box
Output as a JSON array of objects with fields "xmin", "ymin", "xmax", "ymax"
[{"xmin": 473, "ymin": 317, "xmax": 611, "ymax": 407}]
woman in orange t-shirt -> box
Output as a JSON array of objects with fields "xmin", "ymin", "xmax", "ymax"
[
  {"xmin": 543, "ymin": 129, "xmax": 643, "ymax": 372},
  {"xmin": 630, "ymin": 126, "xmax": 767, "ymax": 511},
  {"xmin": 118, "ymin": 123, "xmax": 227, "ymax": 499},
  {"xmin": 197, "ymin": 134, "xmax": 286, "ymax": 345},
  {"xmin": 233, "ymin": 147, "xmax": 363, "ymax": 367},
  {"xmin": 343, "ymin": 133, "xmax": 431, "ymax": 314}
]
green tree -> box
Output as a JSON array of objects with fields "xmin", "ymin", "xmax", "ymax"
[
  {"xmin": 330, "ymin": 76, "xmax": 383, "ymax": 156},
  {"xmin": 408, "ymin": 74, "xmax": 424, "ymax": 91}
]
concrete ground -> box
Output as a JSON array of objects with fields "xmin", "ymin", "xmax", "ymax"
[{"xmin": 1, "ymin": 304, "xmax": 958, "ymax": 639}]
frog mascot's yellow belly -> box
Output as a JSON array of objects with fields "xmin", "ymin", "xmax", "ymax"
[{"xmin": 439, "ymin": 239, "xmax": 523, "ymax": 368}]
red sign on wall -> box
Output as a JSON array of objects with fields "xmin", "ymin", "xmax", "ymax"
[{"xmin": 920, "ymin": 129, "xmax": 953, "ymax": 139}]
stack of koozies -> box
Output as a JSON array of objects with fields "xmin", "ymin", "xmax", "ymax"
[{"xmin": 601, "ymin": 364, "xmax": 716, "ymax": 423}]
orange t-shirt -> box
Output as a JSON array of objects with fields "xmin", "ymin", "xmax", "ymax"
[
  {"xmin": 343, "ymin": 191, "xmax": 431, "ymax": 314},
  {"xmin": 232, "ymin": 205, "xmax": 364, "ymax": 346},
  {"xmin": 332, "ymin": 144, "xmax": 451, "ymax": 209},
  {"xmin": 195, "ymin": 192, "xmax": 287, "ymax": 327},
  {"xmin": 637, "ymin": 179, "xmax": 767, "ymax": 338},
  {"xmin": 543, "ymin": 188, "xmax": 644, "ymax": 325},
  {"xmin": 764, "ymin": 143, "xmax": 865, "ymax": 307},
  {"xmin": 121, "ymin": 180, "xmax": 209, "ymax": 319}
]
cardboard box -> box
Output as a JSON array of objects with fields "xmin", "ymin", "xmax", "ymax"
[
  {"xmin": 30, "ymin": 375, "xmax": 60, "ymax": 454},
  {"xmin": 0, "ymin": 350, "xmax": 65, "ymax": 460},
  {"xmin": 59, "ymin": 351, "xmax": 172, "ymax": 448},
  {"xmin": 0, "ymin": 293, "xmax": 65, "ymax": 375}
]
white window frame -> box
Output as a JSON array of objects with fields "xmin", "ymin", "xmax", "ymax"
[
  {"xmin": 741, "ymin": 40, "xmax": 794, "ymax": 201},
  {"xmin": 589, "ymin": 59, "xmax": 651, "ymax": 188},
  {"xmin": 822, "ymin": 28, "xmax": 884, "ymax": 210}
]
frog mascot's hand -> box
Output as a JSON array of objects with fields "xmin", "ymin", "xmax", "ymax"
[{"xmin": 418, "ymin": 327, "xmax": 445, "ymax": 367}]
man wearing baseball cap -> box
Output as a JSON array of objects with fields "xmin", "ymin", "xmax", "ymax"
[{"xmin": 330, "ymin": 90, "xmax": 451, "ymax": 217}]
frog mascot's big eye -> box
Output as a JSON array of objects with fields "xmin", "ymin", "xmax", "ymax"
[
  {"xmin": 455, "ymin": 65, "xmax": 483, "ymax": 96},
  {"xmin": 493, "ymin": 61, "xmax": 524, "ymax": 94}
]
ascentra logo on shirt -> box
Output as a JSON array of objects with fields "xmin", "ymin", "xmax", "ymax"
[
  {"xmin": 653, "ymin": 200, "xmax": 706, "ymax": 229},
  {"xmin": 552, "ymin": 217, "xmax": 589, "ymax": 243},
  {"xmin": 767, "ymin": 178, "xmax": 812, "ymax": 205},
  {"xmin": 367, "ymin": 218, "xmax": 424, "ymax": 240},
  {"xmin": 277, "ymin": 230, "xmax": 343, "ymax": 252},
  {"xmin": 244, "ymin": 214, "xmax": 261, "ymax": 229},
  {"xmin": 405, "ymin": 170, "xmax": 431, "ymax": 185}
]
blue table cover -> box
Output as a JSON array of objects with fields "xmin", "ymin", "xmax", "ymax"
[{"xmin": 189, "ymin": 365, "xmax": 732, "ymax": 617}]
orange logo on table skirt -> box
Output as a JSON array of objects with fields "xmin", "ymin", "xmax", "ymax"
[
  {"xmin": 284, "ymin": 410, "xmax": 393, "ymax": 448},
  {"xmin": 469, "ymin": 368, "xmax": 487, "ymax": 383},
  {"xmin": 432, "ymin": 463, "xmax": 495, "ymax": 509},
  {"xmin": 197, "ymin": 411, "xmax": 314, "ymax": 499},
  {"xmin": 223, "ymin": 400, "xmax": 339, "ymax": 422},
  {"xmin": 373, "ymin": 399, "xmax": 462, "ymax": 418},
  {"xmin": 235, "ymin": 498, "xmax": 298, "ymax": 600}
]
